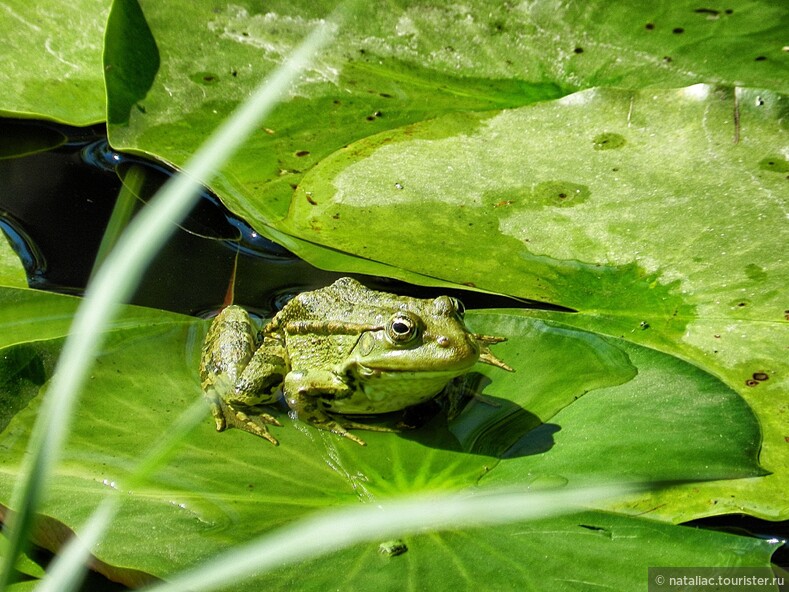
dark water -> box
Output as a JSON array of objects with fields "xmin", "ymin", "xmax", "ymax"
[{"xmin": 686, "ymin": 515, "xmax": 788, "ymax": 569}]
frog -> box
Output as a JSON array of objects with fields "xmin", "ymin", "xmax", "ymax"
[{"xmin": 199, "ymin": 277, "xmax": 512, "ymax": 446}]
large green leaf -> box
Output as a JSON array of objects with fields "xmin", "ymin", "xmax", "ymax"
[
  {"xmin": 0, "ymin": 0, "xmax": 111, "ymax": 124},
  {"xmin": 3, "ymin": 0, "xmax": 787, "ymax": 127},
  {"xmin": 257, "ymin": 511, "xmax": 778, "ymax": 592},
  {"xmin": 0, "ymin": 286, "xmax": 774, "ymax": 588},
  {"xmin": 277, "ymin": 84, "xmax": 789, "ymax": 520},
  {"xmin": 106, "ymin": 0, "xmax": 789, "ymax": 225},
  {"xmin": 284, "ymin": 85, "xmax": 786, "ymax": 313}
]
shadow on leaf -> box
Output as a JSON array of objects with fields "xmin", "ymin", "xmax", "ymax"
[{"xmin": 395, "ymin": 372, "xmax": 559, "ymax": 458}]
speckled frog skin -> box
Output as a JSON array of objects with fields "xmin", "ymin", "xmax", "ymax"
[{"xmin": 200, "ymin": 277, "xmax": 511, "ymax": 445}]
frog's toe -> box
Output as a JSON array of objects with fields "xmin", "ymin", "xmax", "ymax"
[
  {"xmin": 232, "ymin": 408, "xmax": 282, "ymax": 445},
  {"xmin": 306, "ymin": 418, "xmax": 366, "ymax": 446},
  {"xmin": 205, "ymin": 392, "xmax": 229, "ymax": 431},
  {"xmin": 244, "ymin": 409, "xmax": 282, "ymax": 428},
  {"xmin": 346, "ymin": 420, "xmax": 398, "ymax": 434},
  {"xmin": 207, "ymin": 395, "xmax": 282, "ymax": 445},
  {"xmin": 336, "ymin": 428, "xmax": 367, "ymax": 447},
  {"xmin": 326, "ymin": 418, "xmax": 400, "ymax": 446}
]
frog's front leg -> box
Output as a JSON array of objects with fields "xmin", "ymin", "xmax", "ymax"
[
  {"xmin": 283, "ymin": 371, "xmax": 394, "ymax": 446},
  {"xmin": 200, "ymin": 306, "xmax": 286, "ymax": 445}
]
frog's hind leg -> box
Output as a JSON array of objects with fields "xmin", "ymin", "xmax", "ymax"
[
  {"xmin": 206, "ymin": 390, "xmax": 282, "ymax": 446},
  {"xmin": 215, "ymin": 344, "xmax": 288, "ymax": 445},
  {"xmin": 202, "ymin": 374, "xmax": 281, "ymax": 445},
  {"xmin": 233, "ymin": 337, "xmax": 288, "ymax": 406}
]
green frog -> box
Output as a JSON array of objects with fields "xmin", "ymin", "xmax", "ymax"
[{"xmin": 199, "ymin": 277, "xmax": 511, "ymax": 446}]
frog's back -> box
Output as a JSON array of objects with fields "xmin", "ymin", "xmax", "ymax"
[{"xmin": 268, "ymin": 277, "xmax": 408, "ymax": 329}]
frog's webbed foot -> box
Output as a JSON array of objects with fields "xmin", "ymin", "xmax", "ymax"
[
  {"xmin": 473, "ymin": 334, "xmax": 514, "ymax": 373},
  {"xmin": 284, "ymin": 370, "xmax": 396, "ymax": 446},
  {"xmin": 206, "ymin": 390, "xmax": 282, "ymax": 446},
  {"xmin": 307, "ymin": 415, "xmax": 398, "ymax": 447}
]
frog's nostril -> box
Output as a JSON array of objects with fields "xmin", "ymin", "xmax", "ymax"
[{"xmin": 437, "ymin": 336, "xmax": 450, "ymax": 347}]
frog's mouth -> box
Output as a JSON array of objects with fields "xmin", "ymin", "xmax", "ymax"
[{"xmin": 353, "ymin": 363, "xmax": 473, "ymax": 380}]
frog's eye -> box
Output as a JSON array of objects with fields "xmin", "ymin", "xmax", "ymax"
[
  {"xmin": 386, "ymin": 312, "xmax": 420, "ymax": 344},
  {"xmin": 450, "ymin": 297, "xmax": 465, "ymax": 318}
]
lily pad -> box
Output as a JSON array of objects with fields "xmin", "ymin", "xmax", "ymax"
[
  {"xmin": 0, "ymin": 0, "xmax": 111, "ymax": 125},
  {"xmin": 284, "ymin": 86, "xmax": 786, "ymax": 315},
  {"xmin": 105, "ymin": 0, "xmax": 789, "ymax": 225},
  {"xmin": 0, "ymin": 285, "xmax": 772, "ymax": 588},
  {"xmin": 0, "ymin": 231, "xmax": 27, "ymax": 290},
  {"xmin": 279, "ymin": 85, "xmax": 789, "ymax": 520},
  {"xmin": 256, "ymin": 511, "xmax": 780, "ymax": 592}
]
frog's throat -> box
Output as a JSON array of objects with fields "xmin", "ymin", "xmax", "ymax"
[{"xmin": 279, "ymin": 321, "xmax": 384, "ymax": 335}]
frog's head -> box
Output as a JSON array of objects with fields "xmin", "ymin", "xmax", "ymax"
[{"xmin": 345, "ymin": 295, "xmax": 511, "ymax": 379}]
